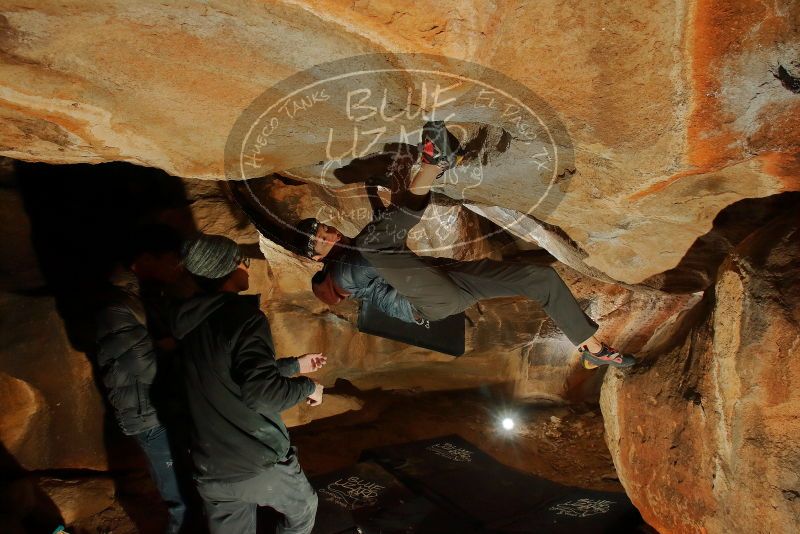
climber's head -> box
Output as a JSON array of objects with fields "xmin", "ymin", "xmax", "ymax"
[{"xmin": 296, "ymin": 218, "xmax": 344, "ymax": 261}]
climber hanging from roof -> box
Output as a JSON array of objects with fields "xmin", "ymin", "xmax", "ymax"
[{"xmin": 294, "ymin": 121, "xmax": 635, "ymax": 368}]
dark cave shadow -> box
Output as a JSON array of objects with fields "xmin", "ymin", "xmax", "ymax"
[
  {"xmin": 644, "ymin": 191, "xmax": 800, "ymax": 293},
  {"xmin": 13, "ymin": 161, "xmax": 202, "ymax": 533},
  {"xmin": 288, "ymin": 380, "xmax": 645, "ymax": 532},
  {"xmin": 0, "ymin": 443, "xmax": 64, "ymax": 534},
  {"xmin": 212, "ymin": 180, "xmax": 258, "ymax": 238},
  {"xmin": 227, "ymin": 144, "xmax": 420, "ymax": 258},
  {"xmin": 332, "ymin": 151, "xmax": 395, "ymax": 186},
  {"xmin": 227, "ymin": 177, "xmax": 305, "ymax": 256},
  {"xmin": 331, "ymin": 142, "xmax": 419, "ymax": 189},
  {"xmin": 291, "ymin": 379, "xmax": 547, "ymax": 475},
  {"xmin": 14, "ymin": 162, "xmax": 197, "ymax": 351}
]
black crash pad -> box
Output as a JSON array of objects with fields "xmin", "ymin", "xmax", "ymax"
[
  {"xmin": 357, "ymin": 301, "xmax": 465, "ymax": 356},
  {"xmin": 361, "ymin": 435, "xmax": 642, "ymax": 533},
  {"xmin": 310, "ymin": 460, "xmax": 478, "ymax": 534}
]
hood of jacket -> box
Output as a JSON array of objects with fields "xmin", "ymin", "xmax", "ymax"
[{"xmin": 171, "ymin": 292, "xmax": 235, "ymax": 339}]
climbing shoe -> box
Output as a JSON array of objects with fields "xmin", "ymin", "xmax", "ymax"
[
  {"xmin": 579, "ymin": 343, "xmax": 636, "ymax": 369},
  {"xmin": 581, "ymin": 354, "xmax": 599, "ymax": 370},
  {"xmin": 420, "ymin": 120, "xmax": 461, "ymax": 169}
]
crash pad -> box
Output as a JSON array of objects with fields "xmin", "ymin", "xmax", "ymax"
[
  {"xmin": 357, "ymin": 301, "xmax": 465, "ymax": 356},
  {"xmin": 361, "ymin": 435, "xmax": 642, "ymax": 533}
]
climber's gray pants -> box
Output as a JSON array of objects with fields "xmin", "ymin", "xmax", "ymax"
[{"xmin": 356, "ymin": 201, "xmax": 598, "ymax": 346}]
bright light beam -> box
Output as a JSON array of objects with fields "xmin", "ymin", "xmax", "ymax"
[{"xmin": 501, "ymin": 417, "xmax": 515, "ymax": 431}]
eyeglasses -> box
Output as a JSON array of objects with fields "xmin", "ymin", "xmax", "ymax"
[{"xmin": 235, "ymin": 255, "xmax": 251, "ymax": 268}]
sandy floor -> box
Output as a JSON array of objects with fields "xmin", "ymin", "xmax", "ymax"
[
  {"xmin": 293, "ymin": 382, "xmax": 622, "ymax": 492},
  {"xmin": 67, "ymin": 384, "xmax": 623, "ymax": 533}
]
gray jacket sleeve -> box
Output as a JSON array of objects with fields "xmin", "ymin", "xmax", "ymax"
[
  {"xmin": 230, "ymin": 313, "xmax": 315, "ymax": 414},
  {"xmin": 276, "ymin": 357, "xmax": 300, "ymax": 377},
  {"xmin": 359, "ymin": 278, "xmax": 414, "ymax": 322}
]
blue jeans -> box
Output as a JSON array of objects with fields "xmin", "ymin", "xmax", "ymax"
[{"xmin": 135, "ymin": 425, "xmax": 188, "ymax": 534}]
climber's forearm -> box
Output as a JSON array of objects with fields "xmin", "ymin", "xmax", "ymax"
[
  {"xmin": 407, "ymin": 163, "xmax": 442, "ymax": 197},
  {"xmin": 404, "ymin": 163, "xmax": 441, "ymax": 211}
]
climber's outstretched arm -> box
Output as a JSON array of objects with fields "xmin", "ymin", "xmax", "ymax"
[
  {"xmin": 407, "ymin": 163, "xmax": 445, "ymax": 200},
  {"xmin": 403, "ymin": 121, "xmax": 460, "ymax": 210},
  {"xmin": 365, "ymin": 184, "xmax": 385, "ymax": 220}
]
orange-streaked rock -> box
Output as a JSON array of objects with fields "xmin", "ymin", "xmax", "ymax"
[
  {"xmin": 0, "ymin": 1, "xmax": 796, "ymax": 284},
  {"xmin": 257, "ymin": 234, "xmax": 696, "ymax": 403},
  {"xmin": 0, "ymin": 293, "xmax": 108, "ymax": 471},
  {"xmin": 601, "ymin": 213, "xmax": 800, "ymax": 532}
]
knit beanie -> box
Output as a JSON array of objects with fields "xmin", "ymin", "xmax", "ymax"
[{"xmin": 181, "ymin": 234, "xmax": 242, "ymax": 279}]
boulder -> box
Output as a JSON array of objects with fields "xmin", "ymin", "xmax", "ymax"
[
  {"xmin": 0, "ymin": 372, "xmax": 47, "ymax": 457},
  {"xmin": 600, "ymin": 214, "xmax": 800, "ymax": 533},
  {"xmin": 0, "ymin": 1, "xmax": 797, "ymax": 283},
  {"xmin": 0, "ymin": 159, "xmax": 43, "ymax": 291},
  {"xmin": 0, "ymin": 293, "xmax": 108, "ymax": 472},
  {"xmin": 257, "ymin": 234, "xmax": 697, "ymax": 402},
  {"xmin": 182, "ymin": 178, "xmax": 260, "ymax": 244},
  {"xmin": 240, "ymin": 173, "xmax": 505, "ymax": 261},
  {"xmin": 37, "ymin": 476, "xmax": 115, "ymax": 526}
]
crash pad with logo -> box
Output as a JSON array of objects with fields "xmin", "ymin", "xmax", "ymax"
[
  {"xmin": 360, "ymin": 435, "xmax": 642, "ymax": 533},
  {"xmin": 310, "ymin": 460, "xmax": 478, "ymax": 534}
]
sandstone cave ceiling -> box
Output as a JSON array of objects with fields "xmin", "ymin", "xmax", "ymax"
[{"xmin": 0, "ymin": 1, "xmax": 799, "ymax": 533}]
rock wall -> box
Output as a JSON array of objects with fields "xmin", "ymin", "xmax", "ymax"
[
  {"xmin": 236, "ymin": 173, "xmax": 700, "ymax": 401},
  {"xmin": 601, "ymin": 214, "xmax": 800, "ymax": 533},
  {"xmin": 0, "ymin": 293, "xmax": 108, "ymax": 472},
  {"xmin": 0, "ymin": 0, "xmax": 798, "ymax": 531},
  {"xmin": 1, "ymin": 1, "xmax": 798, "ymax": 283},
  {"xmin": 0, "ymin": 156, "xmax": 695, "ymax": 463},
  {"xmin": 0, "ymin": 160, "xmax": 701, "ymax": 528}
]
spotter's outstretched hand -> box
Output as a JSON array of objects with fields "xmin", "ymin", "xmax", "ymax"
[
  {"xmin": 307, "ymin": 382, "xmax": 324, "ymax": 406},
  {"xmin": 298, "ymin": 353, "xmax": 327, "ymax": 374}
]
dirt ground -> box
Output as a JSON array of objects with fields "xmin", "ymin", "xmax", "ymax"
[
  {"xmin": 64, "ymin": 383, "xmax": 623, "ymax": 533},
  {"xmin": 293, "ymin": 381, "xmax": 622, "ymax": 492}
]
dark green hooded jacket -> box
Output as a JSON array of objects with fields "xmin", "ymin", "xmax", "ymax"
[{"xmin": 171, "ymin": 292, "xmax": 315, "ymax": 482}]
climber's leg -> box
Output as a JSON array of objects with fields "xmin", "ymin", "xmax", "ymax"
[
  {"xmin": 443, "ymin": 259, "xmax": 598, "ymax": 346},
  {"xmin": 445, "ymin": 259, "xmax": 636, "ymax": 366}
]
